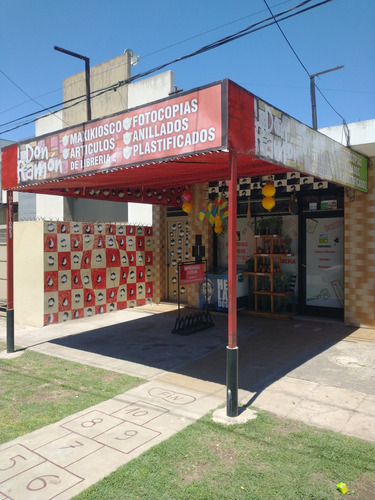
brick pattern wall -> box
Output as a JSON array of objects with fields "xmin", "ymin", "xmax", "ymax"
[
  {"xmin": 344, "ymin": 163, "xmax": 375, "ymax": 327},
  {"xmin": 152, "ymin": 205, "xmax": 166, "ymax": 303}
]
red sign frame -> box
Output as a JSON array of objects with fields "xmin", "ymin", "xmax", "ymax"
[{"xmin": 180, "ymin": 263, "xmax": 205, "ymax": 285}]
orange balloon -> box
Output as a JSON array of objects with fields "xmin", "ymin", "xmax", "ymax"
[
  {"xmin": 214, "ymin": 215, "xmax": 222, "ymax": 226},
  {"xmin": 214, "ymin": 224, "xmax": 223, "ymax": 234},
  {"xmin": 262, "ymin": 184, "xmax": 276, "ymax": 197},
  {"xmin": 262, "ymin": 196, "xmax": 275, "ymax": 211},
  {"xmin": 182, "ymin": 201, "xmax": 193, "ymax": 213}
]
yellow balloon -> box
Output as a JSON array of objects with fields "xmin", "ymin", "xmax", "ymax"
[
  {"xmin": 214, "ymin": 224, "xmax": 223, "ymax": 234},
  {"xmin": 214, "ymin": 215, "xmax": 222, "ymax": 226},
  {"xmin": 182, "ymin": 201, "xmax": 193, "ymax": 213},
  {"xmin": 262, "ymin": 183, "xmax": 276, "ymax": 197},
  {"xmin": 262, "ymin": 196, "xmax": 275, "ymax": 211}
]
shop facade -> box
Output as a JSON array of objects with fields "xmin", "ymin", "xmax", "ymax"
[
  {"xmin": 153, "ymin": 154, "xmax": 374, "ymax": 329},
  {"xmin": 153, "ymin": 176, "xmax": 346, "ymax": 319},
  {"xmin": 150, "ymin": 113, "xmax": 373, "ymax": 330},
  {"xmin": 2, "ymin": 79, "xmax": 372, "ymax": 336}
]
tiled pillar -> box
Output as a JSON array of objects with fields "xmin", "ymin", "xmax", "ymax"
[
  {"xmin": 153, "ymin": 183, "xmax": 213, "ymax": 308},
  {"xmin": 344, "ymin": 163, "xmax": 375, "ymax": 327},
  {"xmin": 186, "ymin": 183, "xmax": 213, "ymax": 307},
  {"xmin": 152, "ymin": 205, "xmax": 166, "ymax": 303}
]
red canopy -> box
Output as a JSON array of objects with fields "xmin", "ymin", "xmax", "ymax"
[
  {"xmin": 2, "ymin": 79, "xmax": 366, "ymax": 201},
  {"xmin": 0, "ymin": 81, "xmax": 292, "ymax": 203}
]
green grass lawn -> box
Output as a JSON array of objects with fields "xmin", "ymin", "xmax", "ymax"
[
  {"xmin": 0, "ymin": 343, "xmax": 143, "ymax": 444},
  {"xmin": 74, "ymin": 410, "xmax": 375, "ymax": 500},
  {"xmin": 1, "ymin": 343, "xmax": 374, "ymax": 499}
]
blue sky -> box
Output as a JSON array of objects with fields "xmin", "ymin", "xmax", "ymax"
[{"xmin": 1, "ymin": 0, "xmax": 374, "ymax": 143}]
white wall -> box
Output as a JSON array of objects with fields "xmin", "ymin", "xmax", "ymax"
[
  {"xmin": 21, "ymin": 110, "xmax": 66, "ymax": 220},
  {"xmin": 319, "ymin": 119, "xmax": 375, "ymax": 157},
  {"xmin": 14, "ymin": 221, "xmax": 45, "ymax": 326},
  {"xmin": 128, "ymin": 203, "xmax": 153, "ymax": 225},
  {"xmin": 128, "ymin": 71, "xmax": 174, "ymax": 108}
]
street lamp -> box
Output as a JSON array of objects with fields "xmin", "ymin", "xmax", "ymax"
[
  {"xmin": 54, "ymin": 46, "xmax": 92, "ymax": 121},
  {"xmin": 310, "ymin": 65, "xmax": 344, "ymax": 130}
]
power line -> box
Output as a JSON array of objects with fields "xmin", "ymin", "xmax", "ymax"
[
  {"xmin": 117, "ymin": 1, "xmax": 332, "ymax": 87},
  {"xmin": 142, "ymin": 0, "xmax": 294, "ymax": 59},
  {"xmin": 0, "ymin": 70, "xmax": 71, "ymax": 128},
  {"xmin": 263, "ymin": 0, "xmax": 310, "ymax": 76},
  {"xmin": 0, "ymin": 87, "xmax": 61, "ymax": 116},
  {"xmin": 263, "ymin": 0, "xmax": 346, "ymax": 124},
  {"xmin": 0, "ymin": 81, "xmax": 119, "ymax": 130},
  {"xmin": 0, "ymin": 0, "xmax": 333, "ymax": 135},
  {"xmin": 0, "ymin": 0, "xmax": 295, "ymax": 118}
]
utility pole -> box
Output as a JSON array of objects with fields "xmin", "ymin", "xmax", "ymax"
[
  {"xmin": 310, "ymin": 65, "xmax": 344, "ymax": 130},
  {"xmin": 54, "ymin": 46, "xmax": 92, "ymax": 122}
]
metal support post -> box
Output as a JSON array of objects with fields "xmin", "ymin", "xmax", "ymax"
[
  {"xmin": 6, "ymin": 191, "xmax": 14, "ymax": 353},
  {"xmin": 226, "ymin": 346, "xmax": 238, "ymax": 416},
  {"xmin": 54, "ymin": 46, "xmax": 91, "ymax": 121},
  {"xmin": 227, "ymin": 150, "xmax": 238, "ymax": 417},
  {"xmin": 310, "ymin": 65, "xmax": 344, "ymax": 130}
]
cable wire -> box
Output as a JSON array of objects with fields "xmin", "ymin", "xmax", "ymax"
[
  {"xmin": 142, "ymin": 0, "xmax": 294, "ymax": 59},
  {"xmin": 0, "ymin": 0, "xmax": 333, "ymax": 135},
  {"xmin": 263, "ymin": 0, "xmax": 347, "ymax": 126},
  {"xmin": 0, "ymin": 70, "xmax": 71, "ymax": 129},
  {"xmin": 117, "ymin": 1, "xmax": 332, "ymax": 86}
]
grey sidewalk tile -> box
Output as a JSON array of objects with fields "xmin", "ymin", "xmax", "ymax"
[
  {"xmin": 307, "ymin": 385, "xmax": 367, "ymax": 411},
  {"xmin": 287, "ymin": 400, "xmax": 353, "ymax": 432},
  {"xmin": 356, "ymin": 394, "xmax": 375, "ymax": 415},
  {"xmin": 252, "ymin": 390, "xmax": 303, "ymax": 418},
  {"xmin": 341, "ymin": 412, "xmax": 375, "ymax": 442},
  {"xmin": 0, "ymin": 379, "xmax": 223, "ymax": 500},
  {"xmin": 268, "ymin": 376, "xmax": 318, "ymax": 396}
]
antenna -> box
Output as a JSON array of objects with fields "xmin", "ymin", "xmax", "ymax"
[{"xmin": 124, "ymin": 49, "xmax": 140, "ymax": 66}]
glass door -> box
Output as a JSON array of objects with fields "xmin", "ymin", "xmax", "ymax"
[{"xmin": 301, "ymin": 213, "xmax": 344, "ymax": 318}]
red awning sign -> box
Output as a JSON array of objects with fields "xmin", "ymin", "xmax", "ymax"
[
  {"xmin": 8, "ymin": 83, "xmax": 223, "ymax": 189},
  {"xmin": 1, "ymin": 79, "xmax": 368, "ymax": 193}
]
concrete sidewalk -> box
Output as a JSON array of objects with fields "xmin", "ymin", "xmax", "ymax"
[{"xmin": 1, "ymin": 305, "xmax": 374, "ymax": 499}]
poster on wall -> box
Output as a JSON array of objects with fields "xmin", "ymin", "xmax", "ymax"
[
  {"xmin": 216, "ymin": 217, "xmax": 254, "ymax": 269},
  {"xmin": 281, "ymin": 215, "xmax": 299, "ymax": 293},
  {"xmin": 306, "ymin": 217, "xmax": 344, "ymax": 308}
]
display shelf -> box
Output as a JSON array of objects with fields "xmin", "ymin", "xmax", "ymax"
[{"xmin": 244, "ymin": 234, "xmax": 295, "ymax": 316}]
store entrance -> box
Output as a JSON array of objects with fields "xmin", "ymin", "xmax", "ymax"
[{"xmin": 300, "ymin": 212, "xmax": 344, "ymax": 319}]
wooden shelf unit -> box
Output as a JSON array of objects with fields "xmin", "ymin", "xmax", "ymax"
[{"xmin": 244, "ymin": 234, "xmax": 294, "ymax": 315}]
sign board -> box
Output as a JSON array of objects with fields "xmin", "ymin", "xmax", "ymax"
[
  {"xmin": 180, "ymin": 263, "xmax": 205, "ymax": 285},
  {"xmin": 254, "ymin": 97, "xmax": 368, "ymax": 192},
  {"xmin": 2, "ymin": 83, "xmax": 224, "ymax": 189},
  {"xmin": 2, "ymin": 80, "xmax": 368, "ymax": 194}
]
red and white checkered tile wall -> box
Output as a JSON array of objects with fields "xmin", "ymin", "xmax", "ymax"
[{"xmin": 43, "ymin": 221, "xmax": 154, "ymax": 326}]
